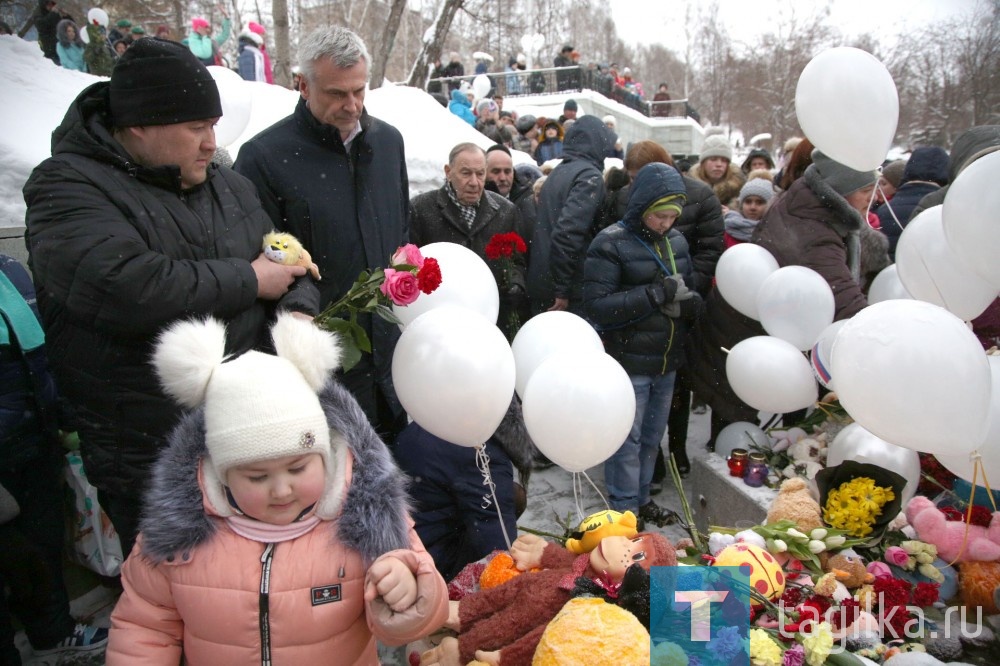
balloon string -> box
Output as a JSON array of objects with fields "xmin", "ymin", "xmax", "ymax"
[
  {"xmin": 475, "ymin": 445, "xmax": 512, "ymax": 550},
  {"xmin": 874, "ymin": 178, "xmax": 905, "ymax": 232},
  {"xmin": 948, "ymin": 453, "xmax": 981, "ymax": 566},
  {"xmin": 572, "ymin": 472, "xmax": 584, "ymax": 521},
  {"xmin": 580, "ymin": 470, "xmax": 611, "ymax": 514},
  {"xmin": 977, "ymin": 454, "xmax": 997, "ymax": 511}
]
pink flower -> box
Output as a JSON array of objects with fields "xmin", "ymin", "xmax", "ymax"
[
  {"xmin": 380, "ymin": 268, "xmax": 420, "ymax": 305},
  {"xmin": 867, "ymin": 561, "xmax": 893, "ymax": 579},
  {"xmin": 885, "ymin": 546, "xmax": 910, "ymax": 567},
  {"xmin": 391, "ymin": 244, "xmax": 424, "ymax": 269}
]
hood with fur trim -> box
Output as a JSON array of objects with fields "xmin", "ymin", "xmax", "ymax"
[
  {"xmin": 802, "ymin": 163, "xmax": 864, "ymax": 281},
  {"xmin": 138, "ymin": 379, "xmax": 412, "ymax": 564}
]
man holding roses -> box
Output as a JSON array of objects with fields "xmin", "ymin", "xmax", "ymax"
[{"xmin": 235, "ymin": 26, "xmax": 409, "ymax": 437}]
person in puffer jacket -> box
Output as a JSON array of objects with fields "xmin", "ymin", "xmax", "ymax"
[
  {"xmin": 107, "ymin": 314, "xmax": 448, "ymax": 665},
  {"xmin": 584, "ymin": 162, "xmax": 700, "ymax": 523}
]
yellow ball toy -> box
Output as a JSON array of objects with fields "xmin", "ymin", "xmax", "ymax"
[{"xmin": 712, "ymin": 542, "xmax": 785, "ymax": 603}]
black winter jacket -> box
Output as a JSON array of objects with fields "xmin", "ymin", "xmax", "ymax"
[
  {"xmin": 527, "ymin": 115, "xmax": 612, "ymax": 310},
  {"xmin": 878, "ymin": 181, "xmax": 940, "ymax": 261},
  {"xmin": 23, "ymin": 81, "xmax": 318, "ymax": 497},
  {"xmin": 234, "ymin": 99, "xmax": 409, "ymax": 412},
  {"xmin": 599, "ymin": 174, "xmax": 724, "ymax": 296},
  {"xmin": 584, "ymin": 163, "xmax": 697, "ymax": 376}
]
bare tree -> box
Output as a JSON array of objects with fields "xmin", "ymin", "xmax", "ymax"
[
  {"xmin": 369, "ymin": 0, "xmax": 407, "ymax": 88},
  {"xmin": 406, "ymin": 0, "xmax": 464, "ymax": 89}
]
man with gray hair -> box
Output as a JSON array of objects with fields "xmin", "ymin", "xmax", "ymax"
[
  {"xmin": 409, "ymin": 142, "xmax": 525, "ymax": 339},
  {"xmin": 235, "ymin": 27, "xmax": 409, "ymax": 437}
]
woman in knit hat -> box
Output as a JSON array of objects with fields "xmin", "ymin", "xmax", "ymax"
[
  {"xmin": 688, "ymin": 150, "xmax": 889, "ymax": 448},
  {"xmin": 723, "ymin": 177, "xmax": 775, "ymax": 247},
  {"xmin": 584, "ymin": 162, "xmax": 700, "ymax": 529},
  {"xmin": 107, "ymin": 314, "xmax": 448, "ymax": 664}
]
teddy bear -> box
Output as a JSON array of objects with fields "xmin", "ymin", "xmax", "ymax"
[
  {"xmin": 905, "ymin": 495, "xmax": 1000, "ymax": 562},
  {"xmin": 766, "ymin": 477, "xmax": 824, "ymax": 533}
]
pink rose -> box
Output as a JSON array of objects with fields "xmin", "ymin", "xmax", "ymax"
[
  {"xmin": 380, "ymin": 268, "xmax": 420, "ymax": 305},
  {"xmin": 391, "ymin": 244, "xmax": 424, "ymax": 269},
  {"xmin": 884, "ymin": 547, "xmax": 910, "ymax": 567},
  {"xmin": 867, "ymin": 561, "xmax": 893, "ymax": 579}
]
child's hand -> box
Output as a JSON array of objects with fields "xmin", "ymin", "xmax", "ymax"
[
  {"xmin": 365, "ymin": 556, "xmax": 417, "ymax": 612},
  {"xmin": 510, "ymin": 533, "xmax": 546, "ymax": 570}
]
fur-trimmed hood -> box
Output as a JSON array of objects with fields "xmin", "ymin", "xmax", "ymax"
[
  {"xmin": 138, "ymin": 380, "xmax": 412, "ymax": 564},
  {"xmin": 491, "ymin": 397, "xmax": 536, "ymax": 486},
  {"xmin": 802, "ymin": 163, "xmax": 864, "ymax": 281}
]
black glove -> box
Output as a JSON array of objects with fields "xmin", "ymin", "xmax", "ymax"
[
  {"xmin": 646, "ymin": 273, "xmax": 679, "ymax": 307},
  {"xmin": 505, "ymin": 284, "xmax": 527, "ymax": 310},
  {"xmin": 659, "ymin": 275, "xmax": 694, "ymax": 318}
]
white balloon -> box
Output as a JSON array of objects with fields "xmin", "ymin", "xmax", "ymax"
[
  {"xmin": 896, "ymin": 206, "xmax": 996, "ymax": 321},
  {"xmin": 392, "ymin": 306, "xmax": 515, "ymax": 447},
  {"xmin": 510, "ymin": 311, "xmax": 604, "ymax": 398},
  {"xmin": 393, "ymin": 242, "xmax": 499, "ymax": 327},
  {"xmin": 942, "ymin": 151, "xmax": 1000, "ymax": 289},
  {"xmin": 472, "ymin": 74, "xmax": 492, "ymax": 99},
  {"xmin": 809, "ymin": 320, "xmax": 848, "ymax": 390},
  {"xmin": 756, "ymin": 266, "xmax": 835, "ymax": 351},
  {"xmin": 795, "ymin": 47, "xmax": 898, "ymax": 171},
  {"xmin": 726, "ymin": 336, "xmax": 818, "ymax": 414},
  {"xmin": 714, "ymin": 422, "xmax": 770, "ymax": 461},
  {"xmin": 715, "ymin": 244, "xmax": 780, "ymax": 319},
  {"xmin": 868, "ymin": 264, "xmax": 913, "ymax": 304},
  {"xmin": 208, "ymin": 66, "xmax": 253, "ymax": 147},
  {"xmin": 830, "ymin": 300, "xmax": 990, "ymax": 455},
  {"xmin": 936, "ymin": 356, "xmax": 1000, "ymax": 485},
  {"xmin": 827, "ymin": 423, "xmax": 921, "ymax": 505},
  {"xmin": 522, "ymin": 352, "xmax": 635, "ymax": 473}
]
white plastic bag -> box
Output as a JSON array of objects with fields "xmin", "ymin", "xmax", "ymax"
[{"xmin": 64, "ymin": 451, "xmax": 123, "ymax": 576}]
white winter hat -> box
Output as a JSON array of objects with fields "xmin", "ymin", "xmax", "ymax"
[
  {"xmin": 154, "ymin": 314, "xmax": 347, "ymax": 517},
  {"xmin": 700, "ymin": 134, "xmax": 733, "ymax": 162},
  {"xmin": 241, "ymin": 30, "xmax": 263, "ymax": 47}
]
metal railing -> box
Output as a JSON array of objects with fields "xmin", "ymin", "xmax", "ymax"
[{"xmin": 426, "ymin": 65, "xmax": 696, "ymax": 120}]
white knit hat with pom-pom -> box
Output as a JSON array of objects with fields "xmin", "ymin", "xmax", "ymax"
[{"xmin": 154, "ymin": 313, "xmax": 346, "ymax": 516}]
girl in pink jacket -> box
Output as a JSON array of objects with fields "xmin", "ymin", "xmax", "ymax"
[{"xmin": 107, "ymin": 314, "xmax": 448, "ymax": 665}]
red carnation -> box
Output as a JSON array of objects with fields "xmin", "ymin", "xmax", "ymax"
[
  {"xmin": 969, "ymin": 505, "xmax": 993, "ymax": 527},
  {"xmin": 417, "ymin": 258, "xmax": 442, "ymax": 294},
  {"xmin": 913, "ymin": 582, "xmax": 939, "ymax": 607},
  {"xmin": 485, "ymin": 232, "xmax": 527, "ymax": 260}
]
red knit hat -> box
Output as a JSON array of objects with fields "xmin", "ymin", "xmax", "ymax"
[
  {"xmin": 248, "ymin": 21, "xmax": 265, "ymax": 35},
  {"xmin": 191, "ymin": 17, "xmax": 209, "ymax": 30}
]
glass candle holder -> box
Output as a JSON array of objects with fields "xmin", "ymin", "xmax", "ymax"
[
  {"xmin": 743, "ymin": 452, "xmax": 769, "ymax": 488},
  {"xmin": 727, "ymin": 448, "xmax": 748, "ymax": 477}
]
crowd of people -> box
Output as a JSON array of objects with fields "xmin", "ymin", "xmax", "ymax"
[
  {"xmin": 30, "ymin": 2, "xmax": 275, "ymax": 82},
  {"xmin": 5, "ymin": 15, "xmax": 1000, "ymax": 666}
]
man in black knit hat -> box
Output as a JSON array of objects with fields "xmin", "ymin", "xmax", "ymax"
[{"xmin": 24, "ymin": 38, "xmax": 319, "ymax": 554}]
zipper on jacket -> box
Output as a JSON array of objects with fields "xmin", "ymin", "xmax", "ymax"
[
  {"xmin": 259, "ymin": 543, "xmax": 275, "ymax": 666},
  {"xmin": 662, "ymin": 318, "xmax": 675, "ymax": 375}
]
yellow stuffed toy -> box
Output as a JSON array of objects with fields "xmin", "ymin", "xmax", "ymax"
[
  {"xmin": 766, "ymin": 477, "xmax": 823, "ymax": 533},
  {"xmin": 532, "ymin": 597, "xmax": 650, "ymax": 666},
  {"xmin": 262, "ymin": 231, "xmax": 321, "ymax": 280},
  {"xmin": 565, "ymin": 509, "xmax": 638, "ymax": 555}
]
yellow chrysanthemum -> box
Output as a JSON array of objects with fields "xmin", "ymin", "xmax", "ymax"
[
  {"xmin": 823, "ymin": 477, "xmax": 894, "ymax": 538},
  {"xmin": 802, "ymin": 622, "xmax": 834, "ymax": 666},
  {"xmin": 749, "ymin": 629, "xmax": 782, "ymax": 666},
  {"xmin": 650, "ymin": 640, "xmax": 689, "ymax": 666}
]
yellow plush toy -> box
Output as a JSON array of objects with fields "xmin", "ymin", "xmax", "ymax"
[
  {"xmin": 532, "ymin": 597, "xmax": 650, "ymax": 666},
  {"xmin": 564, "ymin": 509, "xmax": 639, "ymax": 554},
  {"xmin": 262, "ymin": 231, "xmax": 321, "ymax": 280}
]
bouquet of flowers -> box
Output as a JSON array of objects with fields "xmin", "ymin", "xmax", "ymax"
[
  {"xmin": 314, "ymin": 244, "xmax": 441, "ymax": 371},
  {"xmin": 484, "ymin": 231, "xmax": 527, "ymax": 339}
]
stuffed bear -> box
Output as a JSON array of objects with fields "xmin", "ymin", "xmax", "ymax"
[
  {"xmin": 905, "ymin": 495, "xmax": 1000, "ymax": 563},
  {"xmin": 766, "ymin": 477, "xmax": 823, "ymax": 532}
]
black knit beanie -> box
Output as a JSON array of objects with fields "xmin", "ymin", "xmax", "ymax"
[{"xmin": 110, "ymin": 38, "xmax": 222, "ymax": 127}]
